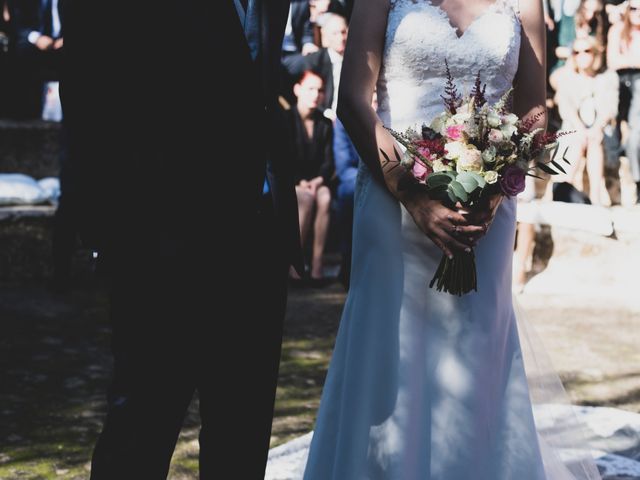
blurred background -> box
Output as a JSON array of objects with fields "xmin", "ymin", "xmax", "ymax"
[{"xmin": 0, "ymin": 0, "xmax": 639, "ymax": 478}]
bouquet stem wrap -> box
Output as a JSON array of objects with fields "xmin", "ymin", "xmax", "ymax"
[{"xmin": 429, "ymin": 249, "xmax": 477, "ymax": 296}]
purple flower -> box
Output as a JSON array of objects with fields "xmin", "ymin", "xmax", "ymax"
[{"xmin": 499, "ymin": 165, "xmax": 526, "ymax": 197}]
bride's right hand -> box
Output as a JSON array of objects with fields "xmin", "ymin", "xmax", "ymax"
[{"xmin": 401, "ymin": 191, "xmax": 483, "ymax": 259}]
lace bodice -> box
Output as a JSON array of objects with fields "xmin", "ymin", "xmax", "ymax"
[{"xmin": 377, "ymin": 0, "xmax": 521, "ymax": 130}]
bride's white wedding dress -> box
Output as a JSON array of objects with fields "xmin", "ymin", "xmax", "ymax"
[{"xmin": 302, "ymin": 1, "xmax": 601, "ymax": 479}]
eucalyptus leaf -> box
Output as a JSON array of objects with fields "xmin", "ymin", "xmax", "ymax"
[
  {"xmin": 448, "ymin": 181, "xmax": 469, "ymax": 202},
  {"xmin": 456, "ymin": 171, "xmax": 480, "ymax": 194},
  {"xmin": 427, "ymin": 173, "xmax": 453, "ymax": 189},
  {"xmin": 429, "ymin": 186, "xmax": 449, "ymax": 200},
  {"xmin": 447, "ymin": 188, "xmax": 458, "ymax": 204}
]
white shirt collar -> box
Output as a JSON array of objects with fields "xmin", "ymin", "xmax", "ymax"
[{"xmin": 327, "ymin": 48, "xmax": 343, "ymax": 65}]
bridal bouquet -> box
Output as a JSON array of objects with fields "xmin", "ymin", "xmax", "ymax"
[{"xmin": 382, "ymin": 63, "xmax": 569, "ymax": 296}]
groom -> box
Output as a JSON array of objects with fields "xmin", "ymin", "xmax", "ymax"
[{"xmin": 61, "ymin": 0, "xmax": 299, "ymax": 478}]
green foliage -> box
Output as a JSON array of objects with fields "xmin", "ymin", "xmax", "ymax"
[{"xmin": 448, "ymin": 181, "xmax": 468, "ymax": 203}]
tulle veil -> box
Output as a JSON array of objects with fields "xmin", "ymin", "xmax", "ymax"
[{"xmin": 514, "ymin": 298, "xmax": 602, "ymax": 479}]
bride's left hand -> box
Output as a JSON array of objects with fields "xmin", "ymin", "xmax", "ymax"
[{"xmin": 463, "ymin": 194, "xmax": 504, "ymax": 243}]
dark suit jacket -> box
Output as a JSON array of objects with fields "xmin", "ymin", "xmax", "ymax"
[
  {"xmin": 61, "ymin": 0, "xmax": 302, "ymax": 272},
  {"xmin": 333, "ymin": 119, "xmax": 359, "ymax": 192},
  {"xmin": 13, "ymin": 0, "xmax": 65, "ymax": 51},
  {"xmin": 304, "ymin": 48, "xmax": 334, "ymax": 112},
  {"xmin": 290, "ymin": 0, "xmax": 313, "ymax": 52}
]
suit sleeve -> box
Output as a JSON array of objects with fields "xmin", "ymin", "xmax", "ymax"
[
  {"xmin": 301, "ymin": 18, "xmax": 314, "ymax": 47},
  {"xmin": 12, "ymin": 3, "xmax": 39, "ymax": 48},
  {"xmin": 333, "ymin": 120, "xmax": 359, "ymax": 186}
]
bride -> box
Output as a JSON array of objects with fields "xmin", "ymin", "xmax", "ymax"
[{"xmin": 302, "ymin": 0, "xmax": 601, "ymax": 479}]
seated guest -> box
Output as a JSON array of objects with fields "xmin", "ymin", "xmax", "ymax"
[
  {"xmin": 13, "ymin": 0, "xmax": 64, "ymax": 79},
  {"xmin": 281, "ymin": 0, "xmax": 317, "ymax": 103},
  {"xmin": 288, "ymin": 70, "xmax": 335, "ymax": 284},
  {"xmin": 309, "ymin": 0, "xmax": 331, "ymax": 35},
  {"xmin": 608, "ymin": 0, "xmax": 640, "ymax": 202},
  {"xmin": 304, "ymin": 12, "xmax": 348, "ymax": 120},
  {"xmin": 328, "ymin": 0, "xmax": 354, "ymax": 20},
  {"xmin": 282, "ymin": 0, "xmax": 316, "ymax": 57},
  {"xmin": 550, "ymin": 35, "xmax": 618, "ymax": 205},
  {"xmin": 12, "ymin": 0, "xmax": 64, "ymax": 118}
]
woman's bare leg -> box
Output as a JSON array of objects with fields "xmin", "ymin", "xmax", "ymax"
[{"xmin": 311, "ymin": 186, "xmax": 331, "ymax": 279}]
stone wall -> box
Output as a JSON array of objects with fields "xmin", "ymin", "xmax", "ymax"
[{"xmin": 0, "ymin": 119, "xmax": 62, "ymax": 178}]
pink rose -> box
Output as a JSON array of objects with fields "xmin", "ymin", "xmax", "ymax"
[
  {"xmin": 412, "ymin": 159, "xmax": 432, "ymax": 183},
  {"xmin": 446, "ymin": 125, "xmax": 464, "ymax": 140},
  {"xmin": 488, "ymin": 129, "xmax": 504, "ymax": 143},
  {"xmin": 500, "ymin": 165, "xmax": 526, "ymax": 196}
]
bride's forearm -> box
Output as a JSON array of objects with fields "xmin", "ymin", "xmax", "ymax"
[
  {"xmin": 337, "ymin": 97, "xmax": 415, "ymax": 202},
  {"xmin": 336, "ymin": 0, "xmax": 418, "ymax": 204}
]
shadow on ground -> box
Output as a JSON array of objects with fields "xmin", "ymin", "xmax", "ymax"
[
  {"xmin": 1, "ymin": 274, "xmax": 638, "ymax": 478},
  {"xmin": 0, "ymin": 283, "xmax": 202, "ymax": 479}
]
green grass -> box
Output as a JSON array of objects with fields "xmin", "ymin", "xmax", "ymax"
[{"xmin": 0, "ymin": 282, "xmax": 345, "ymax": 479}]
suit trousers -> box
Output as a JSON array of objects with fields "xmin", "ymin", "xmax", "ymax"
[{"xmin": 90, "ymin": 201, "xmax": 289, "ymax": 479}]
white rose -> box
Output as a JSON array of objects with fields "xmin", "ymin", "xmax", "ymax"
[
  {"xmin": 487, "ymin": 110, "xmax": 501, "ymax": 128},
  {"xmin": 502, "ymin": 113, "xmax": 518, "ymax": 125},
  {"xmin": 430, "ymin": 113, "xmax": 449, "ymax": 136},
  {"xmin": 482, "ymin": 146, "xmax": 497, "ymax": 163},
  {"xmin": 457, "ymin": 146, "xmax": 483, "ymax": 173},
  {"xmin": 444, "ymin": 141, "xmax": 465, "ymax": 160},
  {"xmin": 452, "ymin": 112, "xmax": 471, "ymax": 124},
  {"xmin": 500, "ymin": 123, "xmax": 518, "ymax": 139},
  {"xmin": 432, "ymin": 159, "xmax": 453, "ymax": 172},
  {"xmin": 484, "ymin": 170, "xmax": 499, "ymax": 184}
]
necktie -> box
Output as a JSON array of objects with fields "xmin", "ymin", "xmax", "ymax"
[
  {"xmin": 42, "ymin": 0, "xmax": 53, "ymax": 37},
  {"xmin": 242, "ymin": 0, "xmax": 261, "ymax": 61}
]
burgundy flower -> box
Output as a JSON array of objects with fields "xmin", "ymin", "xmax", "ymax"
[
  {"xmin": 413, "ymin": 139, "xmax": 446, "ymax": 158},
  {"xmin": 499, "ymin": 165, "xmax": 526, "ymax": 196},
  {"xmin": 416, "ymin": 145, "xmax": 431, "ymax": 159}
]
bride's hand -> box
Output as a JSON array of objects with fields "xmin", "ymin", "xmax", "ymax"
[
  {"xmin": 466, "ymin": 193, "xmax": 504, "ymax": 240},
  {"xmin": 402, "ymin": 191, "xmax": 485, "ymax": 259}
]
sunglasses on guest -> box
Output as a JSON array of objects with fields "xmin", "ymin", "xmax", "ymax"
[{"xmin": 573, "ymin": 48, "xmax": 593, "ymax": 54}]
